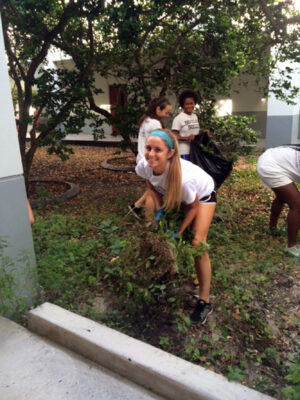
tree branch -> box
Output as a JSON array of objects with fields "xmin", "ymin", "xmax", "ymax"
[
  {"xmin": 27, "ymin": 0, "xmax": 82, "ymax": 79},
  {"xmin": 86, "ymin": 86, "xmax": 112, "ymax": 119},
  {"xmin": 258, "ymin": 0, "xmax": 300, "ymax": 34},
  {"xmin": 2, "ymin": 18, "xmax": 26, "ymax": 83}
]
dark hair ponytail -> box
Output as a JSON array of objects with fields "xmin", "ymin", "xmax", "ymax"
[{"xmin": 139, "ymin": 97, "xmax": 171, "ymax": 128}]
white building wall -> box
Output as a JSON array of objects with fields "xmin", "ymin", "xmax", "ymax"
[
  {"xmin": 0, "ymin": 29, "xmax": 23, "ymax": 179},
  {"xmin": 229, "ymin": 75, "xmax": 268, "ymax": 137},
  {"xmin": 266, "ymin": 62, "xmax": 300, "ymax": 148},
  {"xmin": 0, "ymin": 14, "xmax": 37, "ymax": 316}
]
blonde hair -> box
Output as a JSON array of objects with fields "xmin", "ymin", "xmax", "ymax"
[{"xmin": 155, "ymin": 130, "xmax": 182, "ymax": 212}]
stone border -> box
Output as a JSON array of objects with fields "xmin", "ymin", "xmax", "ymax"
[
  {"xmin": 29, "ymin": 180, "xmax": 80, "ymax": 209},
  {"xmin": 101, "ymin": 157, "xmax": 135, "ymax": 172},
  {"xmin": 28, "ymin": 303, "xmax": 274, "ymax": 400}
]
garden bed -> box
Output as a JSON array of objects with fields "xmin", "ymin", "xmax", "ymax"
[{"xmin": 28, "ymin": 180, "xmax": 80, "ymax": 208}]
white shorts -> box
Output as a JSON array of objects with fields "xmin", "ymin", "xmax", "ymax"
[{"xmin": 257, "ymin": 147, "xmax": 300, "ymax": 189}]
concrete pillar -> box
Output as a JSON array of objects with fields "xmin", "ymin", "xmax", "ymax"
[
  {"xmin": 0, "ymin": 15, "xmax": 38, "ymax": 316},
  {"xmin": 266, "ymin": 63, "xmax": 300, "ymax": 148},
  {"xmin": 231, "ymin": 75, "xmax": 268, "ymax": 137}
]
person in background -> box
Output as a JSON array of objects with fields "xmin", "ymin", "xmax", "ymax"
[
  {"xmin": 172, "ymin": 90, "xmax": 205, "ymax": 161},
  {"xmin": 257, "ymin": 145, "xmax": 300, "ymax": 257},
  {"xmin": 129, "ymin": 97, "xmax": 172, "ymax": 219},
  {"xmin": 136, "ymin": 129, "xmax": 216, "ymax": 325}
]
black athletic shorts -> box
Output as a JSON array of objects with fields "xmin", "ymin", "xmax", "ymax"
[{"xmin": 199, "ymin": 190, "xmax": 217, "ymax": 204}]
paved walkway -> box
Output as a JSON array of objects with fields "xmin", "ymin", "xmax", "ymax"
[{"xmin": 0, "ymin": 316, "xmax": 163, "ymax": 400}]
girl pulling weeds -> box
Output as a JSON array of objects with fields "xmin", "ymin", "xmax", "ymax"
[{"xmin": 136, "ymin": 130, "xmax": 216, "ymax": 325}]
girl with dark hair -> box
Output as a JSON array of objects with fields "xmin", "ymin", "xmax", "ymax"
[
  {"xmin": 171, "ymin": 90, "xmax": 201, "ymax": 160},
  {"xmin": 135, "ymin": 130, "xmax": 216, "ymax": 325},
  {"xmin": 129, "ymin": 97, "xmax": 172, "ymax": 219},
  {"xmin": 136, "ymin": 97, "xmax": 172, "ymax": 163}
]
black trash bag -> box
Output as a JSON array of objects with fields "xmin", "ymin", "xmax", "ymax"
[{"xmin": 189, "ymin": 134, "xmax": 233, "ymax": 189}]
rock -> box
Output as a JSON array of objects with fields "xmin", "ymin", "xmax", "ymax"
[{"xmin": 92, "ymin": 294, "xmax": 112, "ymax": 313}]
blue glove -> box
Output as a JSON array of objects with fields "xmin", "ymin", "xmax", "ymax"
[
  {"xmin": 155, "ymin": 208, "xmax": 164, "ymax": 222},
  {"xmin": 172, "ymin": 231, "xmax": 179, "ymax": 240}
]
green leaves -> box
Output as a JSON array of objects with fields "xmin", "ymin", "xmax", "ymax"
[
  {"xmin": 282, "ymin": 358, "xmax": 300, "ymax": 400},
  {"xmin": 227, "ymin": 366, "xmax": 245, "ymax": 382}
]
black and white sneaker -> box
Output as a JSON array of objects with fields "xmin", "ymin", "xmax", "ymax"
[
  {"xmin": 128, "ymin": 204, "xmax": 143, "ymax": 220},
  {"xmin": 189, "ymin": 299, "xmax": 212, "ymax": 325}
]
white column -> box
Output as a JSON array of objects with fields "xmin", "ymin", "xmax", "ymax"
[
  {"xmin": 266, "ymin": 62, "xmax": 300, "ymax": 148},
  {"xmin": 0, "ymin": 14, "xmax": 37, "ymax": 316}
]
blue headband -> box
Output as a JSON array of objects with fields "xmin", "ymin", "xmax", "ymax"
[{"xmin": 148, "ymin": 130, "xmax": 173, "ymax": 149}]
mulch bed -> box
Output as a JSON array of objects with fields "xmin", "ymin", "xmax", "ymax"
[
  {"xmin": 29, "ymin": 146, "xmax": 143, "ymax": 203},
  {"xmin": 28, "ymin": 181, "xmax": 70, "ymax": 200},
  {"xmin": 107, "ymin": 156, "xmax": 136, "ymax": 168}
]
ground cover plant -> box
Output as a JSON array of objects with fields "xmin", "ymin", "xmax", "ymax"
[{"xmin": 30, "ymin": 146, "xmax": 299, "ymax": 399}]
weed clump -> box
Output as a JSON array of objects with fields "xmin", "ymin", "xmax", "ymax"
[{"xmin": 139, "ymin": 230, "xmax": 176, "ymax": 281}]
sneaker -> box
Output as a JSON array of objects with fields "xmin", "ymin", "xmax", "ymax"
[
  {"xmin": 285, "ymin": 245, "xmax": 300, "ymax": 258},
  {"xmin": 189, "ymin": 299, "xmax": 212, "ymax": 325},
  {"xmin": 128, "ymin": 204, "xmax": 143, "ymax": 220}
]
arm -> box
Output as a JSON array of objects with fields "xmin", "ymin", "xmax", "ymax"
[
  {"xmin": 172, "ymin": 130, "xmax": 194, "ymax": 142},
  {"xmin": 142, "ymin": 181, "xmax": 163, "ymax": 220},
  {"xmin": 178, "ymin": 196, "xmax": 199, "ymax": 235},
  {"xmin": 146, "ymin": 181, "xmax": 163, "ymax": 210},
  {"xmin": 27, "ymin": 200, "xmax": 34, "ymax": 225}
]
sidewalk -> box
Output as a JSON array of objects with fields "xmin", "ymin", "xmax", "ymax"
[
  {"xmin": 0, "ymin": 316, "xmax": 163, "ymax": 400},
  {"xmin": 1, "ymin": 303, "xmax": 274, "ymax": 400}
]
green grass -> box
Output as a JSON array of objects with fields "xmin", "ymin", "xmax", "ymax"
[{"xmin": 32, "ymin": 157, "xmax": 299, "ymax": 399}]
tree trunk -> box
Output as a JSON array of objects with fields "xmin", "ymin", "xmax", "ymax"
[{"xmin": 24, "ymin": 143, "xmax": 37, "ymax": 192}]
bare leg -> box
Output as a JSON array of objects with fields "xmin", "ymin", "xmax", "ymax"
[
  {"xmin": 134, "ymin": 191, "xmax": 149, "ymax": 208},
  {"xmin": 269, "ymin": 197, "xmax": 285, "ymax": 229},
  {"xmin": 143, "ymin": 188, "xmax": 162, "ymax": 220},
  {"xmin": 192, "ymin": 203, "xmax": 216, "ymax": 303},
  {"xmin": 135, "ymin": 184, "xmax": 162, "ymax": 209},
  {"xmin": 144, "ymin": 191, "xmax": 155, "ymax": 219},
  {"xmin": 272, "ymin": 183, "xmax": 300, "ymax": 247}
]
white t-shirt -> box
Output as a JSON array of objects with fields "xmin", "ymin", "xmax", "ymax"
[
  {"xmin": 171, "ymin": 112, "xmax": 200, "ymax": 155},
  {"xmin": 257, "ymin": 146, "xmax": 300, "ymax": 188},
  {"xmin": 136, "ymin": 157, "xmax": 214, "ymax": 205},
  {"xmin": 136, "ymin": 117, "xmax": 162, "ymax": 163}
]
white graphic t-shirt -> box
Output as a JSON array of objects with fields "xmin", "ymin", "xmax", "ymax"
[
  {"xmin": 136, "ymin": 117, "xmax": 162, "ymax": 163},
  {"xmin": 136, "ymin": 157, "xmax": 214, "ymax": 204},
  {"xmin": 171, "ymin": 112, "xmax": 200, "ymax": 155}
]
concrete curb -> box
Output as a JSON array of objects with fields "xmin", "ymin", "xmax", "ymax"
[
  {"xmin": 101, "ymin": 157, "xmax": 135, "ymax": 172},
  {"xmin": 29, "ymin": 180, "xmax": 80, "ymax": 209},
  {"xmin": 27, "ymin": 303, "xmax": 274, "ymax": 400}
]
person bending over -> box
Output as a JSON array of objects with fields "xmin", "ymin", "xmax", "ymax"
[
  {"xmin": 257, "ymin": 145, "xmax": 300, "ymax": 257},
  {"xmin": 136, "ymin": 129, "xmax": 216, "ymax": 325}
]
